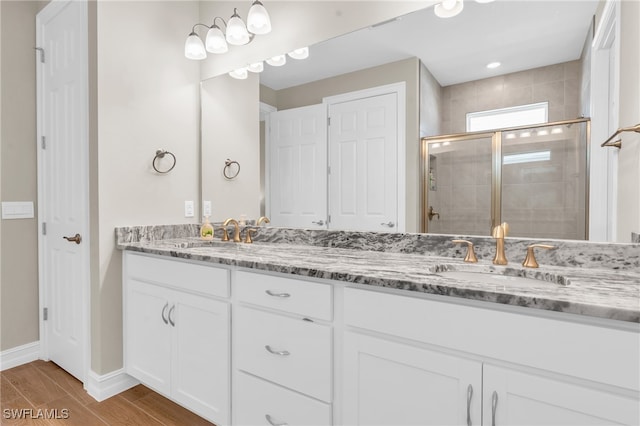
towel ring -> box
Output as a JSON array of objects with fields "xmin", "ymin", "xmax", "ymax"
[
  {"xmin": 153, "ymin": 149, "xmax": 176, "ymax": 174},
  {"xmin": 223, "ymin": 159, "xmax": 240, "ymax": 180}
]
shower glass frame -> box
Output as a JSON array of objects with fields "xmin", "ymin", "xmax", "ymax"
[{"xmin": 420, "ymin": 118, "xmax": 591, "ymax": 238}]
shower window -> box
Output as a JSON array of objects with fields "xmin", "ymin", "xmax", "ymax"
[
  {"xmin": 466, "ymin": 102, "xmax": 549, "ymax": 132},
  {"xmin": 421, "ymin": 118, "xmax": 590, "ymax": 240}
]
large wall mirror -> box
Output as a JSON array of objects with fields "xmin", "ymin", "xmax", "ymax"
[{"xmin": 201, "ymin": 0, "xmax": 636, "ymax": 241}]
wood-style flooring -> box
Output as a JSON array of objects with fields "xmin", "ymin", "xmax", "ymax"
[{"xmin": 0, "ymin": 361, "xmax": 214, "ymax": 425}]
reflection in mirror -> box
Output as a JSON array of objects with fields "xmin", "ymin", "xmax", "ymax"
[{"xmin": 201, "ymin": 0, "xmax": 623, "ymax": 239}]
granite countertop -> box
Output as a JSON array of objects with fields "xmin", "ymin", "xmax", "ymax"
[{"xmin": 118, "ymin": 237, "xmax": 640, "ymax": 323}]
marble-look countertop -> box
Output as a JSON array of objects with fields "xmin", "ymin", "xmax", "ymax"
[{"xmin": 118, "ymin": 237, "xmax": 640, "ymax": 323}]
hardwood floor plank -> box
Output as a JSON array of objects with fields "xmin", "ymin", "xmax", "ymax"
[
  {"xmin": 87, "ymin": 396, "xmax": 164, "ymax": 426},
  {"xmin": 31, "ymin": 362, "xmax": 93, "ymax": 407},
  {"xmin": 3, "ymin": 366, "xmax": 65, "ymax": 408},
  {"xmin": 1, "ymin": 376, "xmax": 25, "ymax": 405},
  {"xmin": 136, "ymin": 392, "xmax": 214, "ymax": 426},
  {"xmin": 0, "ymin": 387, "xmax": 47, "ymax": 426},
  {"xmin": 118, "ymin": 385, "xmax": 154, "ymax": 403}
]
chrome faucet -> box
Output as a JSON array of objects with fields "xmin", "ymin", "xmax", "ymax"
[
  {"xmin": 222, "ymin": 218, "xmax": 242, "ymax": 242},
  {"xmin": 492, "ymin": 222, "xmax": 509, "ymax": 265}
]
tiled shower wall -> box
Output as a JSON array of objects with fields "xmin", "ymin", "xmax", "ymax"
[{"xmin": 440, "ymin": 60, "xmax": 582, "ymax": 135}]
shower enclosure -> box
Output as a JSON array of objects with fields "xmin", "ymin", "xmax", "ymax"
[{"xmin": 421, "ymin": 118, "xmax": 590, "ymax": 240}]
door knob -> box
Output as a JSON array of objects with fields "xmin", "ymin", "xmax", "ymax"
[
  {"xmin": 63, "ymin": 234, "xmax": 82, "ymax": 244},
  {"xmin": 311, "ymin": 220, "xmax": 325, "ymax": 226},
  {"xmin": 380, "ymin": 222, "xmax": 395, "ymax": 227}
]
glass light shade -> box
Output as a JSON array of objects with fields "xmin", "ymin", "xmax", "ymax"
[
  {"xmin": 226, "ymin": 10, "xmax": 251, "ymax": 45},
  {"xmin": 229, "ymin": 68, "xmax": 249, "ymax": 79},
  {"xmin": 247, "ymin": 62, "xmax": 264, "ymax": 73},
  {"xmin": 185, "ymin": 32, "xmax": 206, "ymax": 60},
  {"xmin": 247, "ymin": 1, "xmax": 272, "ymax": 35},
  {"xmin": 288, "ymin": 47, "xmax": 309, "ymax": 60},
  {"xmin": 205, "ymin": 26, "xmax": 228, "ymax": 53},
  {"xmin": 266, "ymin": 54, "xmax": 286, "ymax": 66},
  {"xmin": 434, "ymin": 0, "xmax": 464, "ymax": 18}
]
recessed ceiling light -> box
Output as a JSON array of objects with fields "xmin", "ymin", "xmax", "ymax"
[{"xmin": 486, "ymin": 62, "xmax": 501, "ymax": 69}]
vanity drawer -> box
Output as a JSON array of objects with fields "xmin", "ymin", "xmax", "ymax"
[
  {"xmin": 235, "ymin": 271, "xmax": 332, "ymax": 320},
  {"xmin": 234, "ymin": 371, "xmax": 332, "ymax": 426},
  {"xmin": 125, "ymin": 252, "xmax": 229, "ymax": 298},
  {"xmin": 235, "ymin": 306, "xmax": 332, "ymax": 402}
]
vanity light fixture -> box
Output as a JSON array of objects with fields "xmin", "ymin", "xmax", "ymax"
[
  {"xmin": 551, "ymin": 127, "xmax": 564, "ymax": 134},
  {"xmin": 288, "ymin": 47, "xmax": 310, "ymax": 60},
  {"xmin": 486, "ymin": 61, "xmax": 501, "ymax": 69},
  {"xmin": 229, "ymin": 67, "xmax": 249, "ymax": 80},
  {"xmin": 520, "ymin": 131, "xmax": 532, "ymax": 138},
  {"xmin": 434, "ymin": 0, "xmax": 464, "ymax": 18},
  {"xmin": 266, "ymin": 54, "xmax": 287, "ymax": 66},
  {"xmin": 185, "ymin": 1, "xmax": 272, "ymax": 60},
  {"xmin": 247, "ymin": 61, "xmax": 264, "ymax": 73},
  {"xmin": 475, "ymin": 0, "xmax": 495, "ymax": 3},
  {"xmin": 537, "ymin": 129, "xmax": 549, "ymax": 136}
]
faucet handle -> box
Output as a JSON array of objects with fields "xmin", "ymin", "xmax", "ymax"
[
  {"xmin": 452, "ymin": 239, "xmax": 478, "ymax": 263},
  {"xmin": 522, "ymin": 244, "xmax": 555, "ymax": 268},
  {"xmin": 244, "ymin": 228, "xmax": 257, "ymax": 244},
  {"xmin": 492, "ymin": 222, "xmax": 509, "ymax": 238}
]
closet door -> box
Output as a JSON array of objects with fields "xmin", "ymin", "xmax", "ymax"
[
  {"xmin": 328, "ymin": 93, "xmax": 398, "ymax": 232},
  {"xmin": 269, "ymin": 104, "xmax": 327, "ymax": 228}
]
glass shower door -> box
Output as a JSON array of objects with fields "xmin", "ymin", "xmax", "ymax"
[
  {"xmin": 425, "ymin": 135, "xmax": 493, "ymax": 235},
  {"xmin": 500, "ymin": 122, "xmax": 588, "ymax": 239}
]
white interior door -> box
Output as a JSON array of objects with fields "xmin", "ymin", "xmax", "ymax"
[
  {"xmin": 268, "ymin": 104, "xmax": 327, "ymax": 228},
  {"xmin": 37, "ymin": 0, "xmax": 89, "ymax": 382},
  {"xmin": 329, "ymin": 93, "xmax": 398, "ymax": 231}
]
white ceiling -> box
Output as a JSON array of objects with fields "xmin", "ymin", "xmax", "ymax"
[{"xmin": 260, "ymin": 0, "xmax": 599, "ymax": 90}]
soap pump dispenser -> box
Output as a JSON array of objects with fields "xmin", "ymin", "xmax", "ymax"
[{"xmin": 200, "ymin": 216, "xmax": 214, "ymax": 240}]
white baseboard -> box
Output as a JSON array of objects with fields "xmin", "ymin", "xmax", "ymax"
[
  {"xmin": 0, "ymin": 341, "xmax": 40, "ymax": 371},
  {"xmin": 86, "ymin": 368, "xmax": 139, "ymax": 402}
]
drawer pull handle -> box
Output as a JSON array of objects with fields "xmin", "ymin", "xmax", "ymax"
[
  {"xmin": 161, "ymin": 303, "xmax": 169, "ymax": 325},
  {"xmin": 265, "ymin": 414, "xmax": 288, "ymax": 426},
  {"xmin": 491, "ymin": 390, "xmax": 498, "ymax": 426},
  {"xmin": 265, "ymin": 290, "xmax": 291, "ymax": 298},
  {"xmin": 466, "ymin": 384, "xmax": 473, "ymax": 426},
  {"xmin": 265, "ymin": 345, "xmax": 290, "ymax": 356}
]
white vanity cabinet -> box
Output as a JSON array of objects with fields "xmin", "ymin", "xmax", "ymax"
[
  {"xmin": 232, "ymin": 270, "xmax": 334, "ymax": 425},
  {"xmin": 343, "ymin": 287, "xmax": 640, "ymax": 426},
  {"xmin": 123, "ymin": 253, "xmax": 231, "ymax": 425}
]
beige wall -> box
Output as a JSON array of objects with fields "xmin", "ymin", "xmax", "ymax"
[
  {"xmin": 442, "ymin": 61, "xmax": 582, "ymax": 135},
  {"xmin": 0, "ymin": 1, "xmax": 47, "ymax": 352},
  {"xmin": 419, "ymin": 61, "xmax": 443, "ymax": 138},
  {"xmin": 199, "ymin": 1, "xmax": 433, "ymax": 80},
  {"xmin": 94, "ymin": 1, "xmax": 201, "ymax": 373},
  {"xmin": 260, "ymin": 57, "xmax": 421, "ymax": 232},
  {"xmin": 201, "ymin": 74, "xmax": 261, "ymax": 223},
  {"xmin": 616, "ymin": 0, "xmax": 640, "ymax": 241}
]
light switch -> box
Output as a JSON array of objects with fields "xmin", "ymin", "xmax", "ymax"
[
  {"xmin": 184, "ymin": 200, "xmax": 195, "ymax": 218},
  {"xmin": 203, "ymin": 201, "xmax": 212, "ymax": 217},
  {"xmin": 2, "ymin": 201, "xmax": 34, "ymax": 220}
]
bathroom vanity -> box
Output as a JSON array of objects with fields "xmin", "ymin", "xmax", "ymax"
[{"xmin": 118, "ymin": 226, "xmax": 640, "ymax": 426}]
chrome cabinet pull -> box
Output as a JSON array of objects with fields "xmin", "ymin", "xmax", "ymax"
[
  {"xmin": 265, "ymin": 290, "xmax": 291, "ymax": 298},
  {"xmin": 311, "ymin": 219, "xmax": 325, "ymax": 226},
  {"xmin": 265, "ymin": 345, "xmax": 290, "ymax": 356},
  {"xmin": 265, "ymin": 414, "xmax": 288, "ymax": 426},
  {"xmin": 491, "ymin": 391, "xmax": 498, "ymax": 426},
  {"xmin": 466, "ymin": 384, "xmax": 473, "ymax": 426},
  {"xmin": 380, "ymin": 221, "xmax": 395, "ymax": 227},
  {"xmin": 168, "ymin": 305, "xmax": 176, "ymax": 327},
  {"xmin": 161, "ymin": 303, "xmax": 169, "ymax": 325}
]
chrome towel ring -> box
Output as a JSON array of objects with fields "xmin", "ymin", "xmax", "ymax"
[
  {"xmin": 223, "ymin": 159, "xmax": 240, "ymax": 180},
  {"xmin": 153, "ymin": 149, "xmax": 176, "ymax": 174}
]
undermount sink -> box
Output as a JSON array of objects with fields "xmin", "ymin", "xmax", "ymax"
[{"xmin": 430, "ymin": 263, "xmax": 571, "ymax": 288}]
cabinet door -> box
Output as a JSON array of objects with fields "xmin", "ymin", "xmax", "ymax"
[
  {"xmin": 343, "ymin": 331, "xmax": 481, "ymax": 426},
  {"xmin": 125, "ymin": 279, "xmax": 172, "ymax": 395},
  {"xmin": 483, "ymin": 365, "xmax": 640, "ymax": 426},
  {"xmin": 170, "ymin": 290, "xmax": 230, "ymax": 426}
]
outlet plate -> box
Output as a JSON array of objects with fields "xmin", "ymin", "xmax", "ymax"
[
  {"xmin": 184, "ymin": 200, "xmax": 195, "ymax": 218},
  {"xmin": 203, "ymin": 200, "xmax": 212, "ymax": 217}
]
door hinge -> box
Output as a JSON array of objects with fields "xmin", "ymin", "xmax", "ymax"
[
  {"xmin": 43, "ymin": 307, "xmax": 48, "ymax": 321},
  {"xmin": 327, "ymin": 166, "xmax": 331, "ymax": 174},
  {"xmin": 42, "ymin": 222, "xmax": 47, "ymax": 235},
  {"xmin": 34, "ymin": 47, "xmax": 45, "ymax": 63},
  {"xmin": 327, "ymin": 215, "xmax": 331, "ymax": 224},
  {"xmin": 327, "ymin": 116, "xmax": 331, "ymax": 126},
  {"xmin": 41, "ymin": 136, "xmax": 46, "ymax": 149}
]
